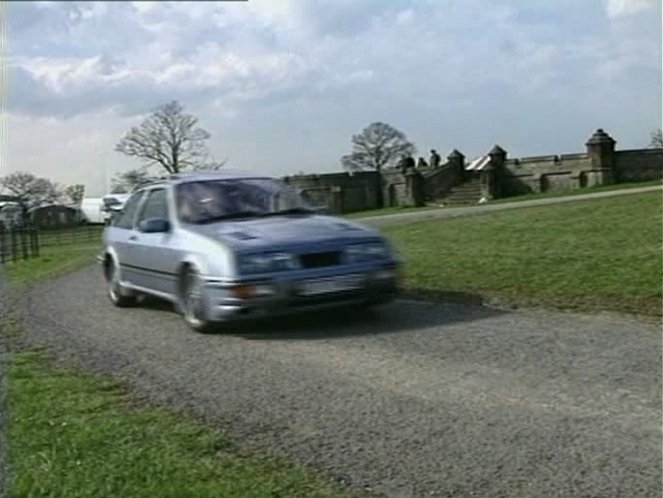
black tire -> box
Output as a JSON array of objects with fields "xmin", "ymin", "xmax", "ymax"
[
  {"xmin": 108, "ymin": 260, "xmax": 136, "ymax": 307},
  {"xmin": 181, "ymin": 268, "xmax": 216, "ymax": 333}
]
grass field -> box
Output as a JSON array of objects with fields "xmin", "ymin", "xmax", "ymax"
[
  {"xmin": 4, "ymin": 243, "xmax": 355, "ymax": 498},
  {"xmin": 7, "ymin": 242, "xmax": 101, "ymax": 288},
  {"xmin": 3, "ymin": 190, "xmax": 660, "ymax": 496},
  {"xmin": 346, "ymin": 179, "xmax": 661, "ymax": 218},
  {"xmin": 383, "ymin": 191, "xmax": 662, "ymax": 316},
  {"xmin": 8, "ymin": 352, "xmax": 351, "ymax": 498},
  {"xmin": 491, "ymin": 178, "xmax": 662, "ymax": 204}
]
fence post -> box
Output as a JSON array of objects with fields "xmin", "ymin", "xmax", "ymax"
[
  {"xmin": 31, "ymin": 228, "xmax": 39, "ymax": 258},
  {"xmin": 28, "ymin": 228, "xmax": 34, "ymax": 258},
  {"xmin": 11, "ymin": 230, "xmax": 17, "ymax": 263},
  {"xmin": 20, "ymin": 229, "xmax": 28, "ymax": 260},
  {"xmin": 0, "ymin": 227, "xmax": 5, "ymax": 264}
]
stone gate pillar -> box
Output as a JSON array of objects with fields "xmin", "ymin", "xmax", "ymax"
[
  {"xmin": 447, "ymin": 149, "xmax": 465, "ymax": 185},
  {"xmin": 404, "ymin": 168, "xmax": 425, "ymax": 207},
  {"xmin": 481, "ymin": 145, "xmax": 507, "ymax": 199},
  {"xmin": 585, "ymin": 129, "xmax": 616, "ymax": 185}
]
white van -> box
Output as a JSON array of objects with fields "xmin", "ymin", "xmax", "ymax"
[{"xmin": 80, "ymin": 198, "xmax": 105, "ymax": 224}]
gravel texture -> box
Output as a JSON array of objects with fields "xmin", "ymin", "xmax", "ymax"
[{"xmin": 11, "ymin": 265, "xmax": 662, "ymax": 498}]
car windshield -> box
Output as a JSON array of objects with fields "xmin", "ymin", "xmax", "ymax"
[{"xmin": 175, "ymin": 178, "xmax": 314, "ymax": 224}]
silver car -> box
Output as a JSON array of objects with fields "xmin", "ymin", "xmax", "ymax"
[{"xmin": 100, "ymin": 170, "xmax": 400, "ymax": 332}]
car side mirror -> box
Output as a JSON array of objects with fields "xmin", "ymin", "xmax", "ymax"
[{"xmin": 139, "ymin": 218, "xmax": 170, "ymax": 233}]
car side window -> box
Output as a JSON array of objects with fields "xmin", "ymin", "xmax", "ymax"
[
  {"xmin": 137, "ymin": 189, "xmax": 169, "ymax": 224},
  {"xmin": 114, "ymin": 192, "xmax": 144, "ymax": 230}
]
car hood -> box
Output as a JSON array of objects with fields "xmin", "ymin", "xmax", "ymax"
[{"xmin": 183, "ymin": 214, "xmax": 379, "ymax": 251}]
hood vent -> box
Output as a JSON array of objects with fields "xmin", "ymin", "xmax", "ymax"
[
  {"xmin": 299, "ymin": 251, "xmax": 341, "ymax": 268},
  {"xmin": 225, "ymin": 230, "xmax": 257, "ymax": 241}
]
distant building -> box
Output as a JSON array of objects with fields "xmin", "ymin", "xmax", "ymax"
[
  {"xmin": 0, "ymin": 202, "xmax": 25, "ymax": 229},
  {"xmin": 27, "ymin": 205, "xmax": 80, "ymax": 229}
]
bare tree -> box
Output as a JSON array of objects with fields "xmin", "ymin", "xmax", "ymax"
[
  {"xmin": 341, "ymin": 122, "xmax": 416, "ymax": 173},
  {"xmin": 110, "ymin": 169, "xmax": 151, "ymax": 193},
  {"xmin": 650, "ymin": 129, "xmax": 663, "ymax": 148},
  {"xmin": 64, "ymin": 184, "xmax": 86, "ymax": 206},
  {"xmin": 27, "ymin": 178, "xmax": 65, "ymax": 206},
  {"xmin": 0, "ymin": 172, "xmax": 64, "ymax": 211},
  {"xmin": 341, "ymin": 122, "xmax": 416, "ymax": 208},
  {"xmin": 115, "ymin": 101, "xmax": 224, "ymax": 174}
]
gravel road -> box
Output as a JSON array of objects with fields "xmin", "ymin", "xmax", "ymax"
[{"xmin": 13, "ymin": 265, "xmax": 662, "ymax": 497}]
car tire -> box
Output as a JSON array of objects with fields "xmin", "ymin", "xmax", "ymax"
[
  {"xmin": 108, "ymin": 260, "xmax": 136, "ymax": 308},
  {"xmin": 181, "ymin": 268, "xmax": 216, "ymax": 333}
]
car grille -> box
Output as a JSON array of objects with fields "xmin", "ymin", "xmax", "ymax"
[{"xmin": 299, "ymin": 251, "xmax": 342, "ymax": 268}]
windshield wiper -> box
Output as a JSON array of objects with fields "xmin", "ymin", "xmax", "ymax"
[{"xmin": 196, "ymin": 211, "xmax": 264, "ymax": 223}]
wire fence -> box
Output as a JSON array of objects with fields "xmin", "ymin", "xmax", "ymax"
[{"xmin": 0, "ymin": 225, "xmax": 102, "ymax": 264}]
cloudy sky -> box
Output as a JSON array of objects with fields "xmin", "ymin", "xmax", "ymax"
[{"xmin": 2, "ymin": 0, "xmax": 661, "ymax": 196}]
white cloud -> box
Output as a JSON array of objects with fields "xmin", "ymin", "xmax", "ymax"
[
  {"xmin": 606, "ymin": 0, "xmax": 657, "ymax": 18},
  {"xmin": 4, "ymin": 0, "xmax": 661, "ymax": 191}
]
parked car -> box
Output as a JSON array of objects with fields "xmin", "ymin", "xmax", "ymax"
[
  {"xmin": 101, "ymin": 194, "xmax": 130, "ymax": 224},
  {"xmin": 82, "ymin": 194, "xmax": 131, "ymax": 225},
  {"xmin": 99, "ymin": 170, "xmax": 400, "ymax": 332}
]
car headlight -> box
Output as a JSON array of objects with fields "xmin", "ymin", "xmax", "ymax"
[
  {"xmin": 345, "ymin": 242, "xmax": 391, "ymax": 263},
  {"xmin": 239, "ymin": 252, "xmax": 299, "ymax": 274}
]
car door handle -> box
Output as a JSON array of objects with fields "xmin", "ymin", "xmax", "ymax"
[{"xmin": 129, "ymin": 235, "xmax": 138, "ymax": 241}]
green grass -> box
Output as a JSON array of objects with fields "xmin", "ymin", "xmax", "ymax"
[
  {"xmin": 346, "ymin": 179, "xmax": 661, "ymax": 219},
  {"xmin": 4, "ymin": 191, "xmax": 660, "ymax": 496},
  {"xmin": 383, "ymin": 191, "xmax": 662, "ymax": 316},
  {"xmin": 5, "ymin": 243, "xmax": 358, "ymax": 498},
  {"xmin": 6, "ymin": 242, "xmax": 101, "ymax": 288},
  {"xmin": 492, "ymin": 178, "xmax": 662, "ymax": 204},
  {"xmin": 8, "ymin": 351, "xmax": 350, "ymax": 498},
  {"xmin": 345, "ymin": 205, "xmax": 437, "ymax": 219}
]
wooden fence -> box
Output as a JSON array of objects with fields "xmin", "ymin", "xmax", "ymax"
[
  {"xmin": 0, "ymin": 225, "xmax": 103, "ymax": 264},
  {"xmin": 0, "ymin": 227, "xmax": 40, "ymax": 264},
  {"xmin": 38, "ymin": 225, "xmax": 103, "ymax": 248}
]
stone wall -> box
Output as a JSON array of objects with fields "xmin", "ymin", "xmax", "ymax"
[
  {"xmin": 282, "ymin": 129, "xmax": 662, "ymax": 213},
  {"xmin": 499, "ymin": 130, "xmax": 662, "ymax": 197},
  {"xmin": 501, "ymin": 153, "xmax": 592, "ymax": 196},
  {"xmin": 615, "ymin": 149, "xmax": 663, "ymax": 182},
  {"xmin": 283, "ymin": 171, "xmax": 380, "ymax": 213}
]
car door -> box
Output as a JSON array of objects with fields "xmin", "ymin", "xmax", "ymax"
[
  {"xmin": 107, "ymin": 190, "xmax": 145, "ymax": 286},
  {"xmin": 131, "ymin": 188, "xmax": 179, "ymax": 294}
]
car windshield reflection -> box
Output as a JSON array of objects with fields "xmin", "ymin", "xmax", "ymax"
[{"xmin": 175, "ymin": 178, "xmax": 315, "ymax": 224}]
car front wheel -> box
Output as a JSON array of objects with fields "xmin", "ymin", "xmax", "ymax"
[
  {"xmin": 107, "ymin": 260, "xmax": 135, "ymax": 308},
  {"xmin": 181, "ymin": 268, "xmax": 215, "ymax": 333}
]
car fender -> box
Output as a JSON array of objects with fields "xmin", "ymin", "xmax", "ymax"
[
  {"xmin": 176, "ymin": 254, "xmax": 210, "ymax": 279},
  {"xmin": 99, "ymin": 246, "xmax": 122, "ymax": 281},
  {"xmin": 103, "ymin": 245, "xmax": 120, "ymax": 266}
]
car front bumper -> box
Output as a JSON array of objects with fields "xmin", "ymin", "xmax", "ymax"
[{"xmin": 201, "ymin": 263, "xmax": 400, "ymax": 322}]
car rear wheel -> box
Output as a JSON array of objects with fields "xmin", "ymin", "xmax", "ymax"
[
  {"xmin": 182, "ymin": 268, "xmax": 215, "ymax": 333},
  {"xmin": 108, "ymin": 260, "xmax": 135, "ymax": 307}
]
